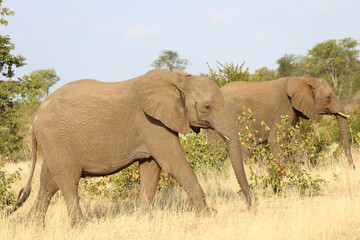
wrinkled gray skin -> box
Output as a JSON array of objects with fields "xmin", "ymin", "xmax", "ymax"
[
  {"xmin": 12, "ymin": 69, "xmax": 252, "ymax": 226},
  {"xmin": 208, "ymin": 76, "xmax": 355, "ymax": 169}
]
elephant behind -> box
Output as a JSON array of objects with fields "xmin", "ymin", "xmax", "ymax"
[
  {"xmin": 11, "ymin": 69, "xmax": 252, "ymax": 226},
  {"xmin": 208, "ymin": 76, "xmax": 355, "ymax": 169}
]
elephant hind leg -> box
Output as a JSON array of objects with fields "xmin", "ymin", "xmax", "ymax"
[
  {"xmin": 139, "ymin": 158, "xmax": 161, "ymax": 209},
  {"xmin": 28, "ymin": 163, "xmax": 59, "ymax": 226},
  {"xmin": 43, "ymin": 151, "xmax": 84, "ymax": 226},
  {"xmin": 53, "ymin": 174, "xmax": 84, "ymax": 227}
]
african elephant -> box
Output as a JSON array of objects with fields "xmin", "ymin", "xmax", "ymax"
[
  {"xmin": 11, "ymin": 69, "xmax": 252, "ymax": 226},
  {"xmin": 208, "ymin": 76, "xmax": 355, "ymax": 169}
]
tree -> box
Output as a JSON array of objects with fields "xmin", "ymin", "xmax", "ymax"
[
  {"xmin": 0, "ymin": 0, "xmax": 25, "ymax": 209},
  {"xmin": 291, "ymin": 55, "xmax": 310, "ymax": 77},
  {"xmin": 276, "ymin": 54, "xmax": 310, "ymax": 78},
  {"xmin": 22, "ymin": 69, "xmax": 60, "ymax": 99},
  {"xmin": 276, "ymin": 54, "xmax": 297, "ymax": 78},
  {"xmin": 0, "ymin": 1, "xmax": 51, "ymax": 158},
  {"xmin": 252, "ymin": 66, "xmax": 277, "ymax": 82},
  {"xmin": 306, "ymin": 38, "xmax": 360, "ymax": 96},
  {"xmin": 0, "ymin": 1, "xmax": 26, "ymax": 157},
  {"xmin": 208, "ymin": 61, "xmax": 253, "ymax": 87},
  {"xmin": 151, "ymin": 50, "xmax": 189, "ymax": 71}
]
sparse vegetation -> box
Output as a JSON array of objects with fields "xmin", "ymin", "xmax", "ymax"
[
  {"xmin": 237, "ymin": 108, "xmax": 326, "ymax": 196},
  {"xmin": 0, "ymin": 162, "xmax": 21, "ymax": 209},
  {"xmin": 1, "ymin": 152, "xmax": 359, "ymax": 239}
]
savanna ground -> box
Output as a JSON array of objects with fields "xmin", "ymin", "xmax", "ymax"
[{"xmin": 1, "ymin": 148, "xmax": 359, "ymax": 240}]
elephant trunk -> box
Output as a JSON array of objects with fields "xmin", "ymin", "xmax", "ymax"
[
  {"xmin": 225, "ymin": 133, "xmax": 252, "ymax": 207},
  {"xmin": 212, "ymin": 110, "xmax": 252, "ymax": 208},
  {"xmin": 336, "ymin": 114, "xmax": 356, "ymax": 169}
]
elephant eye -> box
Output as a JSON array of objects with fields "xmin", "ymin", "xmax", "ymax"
[
  {"xmin": 205, "ymin": 104, "xmax": 211, "ymax": 110},
  {"xmin": 326, "ymin": 95, "xmax": 331, "ymax": 103}
]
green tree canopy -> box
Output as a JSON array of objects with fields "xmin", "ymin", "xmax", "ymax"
[
  {"xmin": 252, "ymin": 66, "xmax": 277, "ymax": 82},
  {"xmin": 276, "ymin": 54, "xmax": 310, "ymax": 78},
  {"xmin": 22, "ymin": 69, "xmax": 60, "ymax": 99},
  {"xmin": 151, "ymin": 50, "xmax": 189, "ymax": 71},
  {"xmin": 276, "ymin": 54, "xmax": 297, "ymax": 78},
  {"xmin": 208, "ymin": 61, "xmax": 253, "ymax": 87},
  {"xmin": 306, "ymin": 38, "xmax": 360, "ymax": 97},
  {"xmin": 0, "ymin": 0, "xmax": 13, "ymax": 26},
  {"xmin": 0, "ymin": 1, "xmax": 27, "ymax": 157},
  {"xmin": 0, "ymin": 1, "xmax": 55, "ymax": 158}
]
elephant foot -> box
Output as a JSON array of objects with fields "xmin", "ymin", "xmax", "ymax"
[
  {"xmin": 138, "ymin": 204, "xmax": 153, "ymax": 216},
  {"xmin": 26, "ymin": 210, "xmax": 47, "ymax": 228},
  {"xmin": 195, "ymin": 206, "xmax": 217, "ymax": 217},
  {"xmin": 69, "ymin": 215, "xmax": 86, "ymax": 228},
  {"xmin": 248, "ymin": 202, "xmax": 257, "ymax": 215},
  {"xmin": 350, "ymin": 163, "xmax": 356, "ymax": 170},
  {"xmin": 5, "ymin": 214, "xmax": 28, "ymax": 227}
]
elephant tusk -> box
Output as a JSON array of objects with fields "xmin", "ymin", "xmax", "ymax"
[
  {"xmin": 337, "ymin": 112, "xmax": 350, "ymax": 118},
  {"xmin": 223, "ymin": 135, "xmax": 230, "ymax": 140}
]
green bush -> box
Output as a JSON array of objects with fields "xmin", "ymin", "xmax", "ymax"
[
  {"xmin": 348, "ymin": 111, "xmax": 360, "ymax": 147},
  {"xmin": 181, "ymin": 131, "xmax": 229, "ymax": 174},
  {"xmin": 82, "ymin": 163, "xmax": 140, "ymax": 200},
  {"xmin": 208, "ymin": 61, "xmax": 252, "ymax": 87},
  {"xmin": 0, "ymin": 162, "xmax": 21, "ymax": 210},
  {"xmin": 298, "ymin": 117, "xmax": 333, "ymax": 166},
  {"xmin": 237, "ymin": 107, "xmax": 326, "ymax": 196},
  {"xmin": 81, "ymin": 162, "xmax": 178, "ymax": 200},
  {"xmin": 299, "ymin": 112, "xmax": 360, "ymax": 163}
]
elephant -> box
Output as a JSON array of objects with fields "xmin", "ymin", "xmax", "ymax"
[
  {"xmin": 208, "ymin": 76, "xmax": 355, "ymax": 169},
  {"xmin": 11, "ymin": 69, "xmax": 252, "ymax": 226}
]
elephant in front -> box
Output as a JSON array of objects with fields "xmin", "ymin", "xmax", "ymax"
[
  {"xmin": 11, "ymin": 69, "xmax": 252, "ymax": 226},
  {"xmin": 208, "ymin": 76, "xmax": 355, "ymax": 169}
]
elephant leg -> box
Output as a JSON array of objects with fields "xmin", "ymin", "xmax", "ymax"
[
  {"xmin": 268, "ymin": 126, "xmax": 302, "ymax": 163},
  {"xmin": 53, "ymin": 175, "xmax": 83, "ymax": 227},
  {"xmin": 44, "ymin": 151, "xmax": 84, "ymax": 227},
  {"xmin": 139, "ymin": 158, "xmax": 161, "ymax": 208},
  {"xmin": 267, "ymin": 128, "xmax": 279, "ymax": 158},
  {"xmin": 239, "ymin": 142, "xmax": 250, "ymax": 159},
  {"xmin": 28, "ymin": 162, "xmax": 59, "ymax": 225},
  {"xmin": 148, "ymin": 138, "xmax": 211, "ymax": 213}
]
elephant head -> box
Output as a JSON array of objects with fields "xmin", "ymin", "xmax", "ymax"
[
  {"xmin": 139, "ymin": 69, "xmax": 252, "ymax": 207},
  {"xmin": 287, "ymin": 77, "xmax": 355, "ymax": 169}
]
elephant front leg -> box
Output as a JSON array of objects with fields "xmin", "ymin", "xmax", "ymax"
[
  {"xmin": 139, "ymin": 157, "xmax": 161, "ymax": 209},
  {"xmin": 147, "ymin": 137, "xmax": 215, "ymax": 215},
  {"xmin": 268, "ymin": 128, "xmax": 281, "ymax": 159}
]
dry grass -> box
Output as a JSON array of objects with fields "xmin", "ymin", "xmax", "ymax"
[{"xmin": 1, "ymin": 150, "xmax": 360, "ymax": 240}]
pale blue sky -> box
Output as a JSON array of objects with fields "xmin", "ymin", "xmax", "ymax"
[{"xmin": 2, "ymin": 0, "xmax": 360, "ymax": 91}]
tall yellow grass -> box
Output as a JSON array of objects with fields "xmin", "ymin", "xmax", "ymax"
[{"xmin": 1, "ymin": 149, "xmax": 359, "ymax": 240}]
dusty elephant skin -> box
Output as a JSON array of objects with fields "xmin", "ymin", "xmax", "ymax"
[
  {"xmin": 10, "ymin": 69, "xmax": 252, "ymax": 226},
  {"xmin": 208, "ymin": 76, "xmax": 355, "ymax": 169}
]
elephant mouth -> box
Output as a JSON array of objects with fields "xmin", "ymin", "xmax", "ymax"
[
  {"xmin": 190, "ymin": 126, "xmax": 201, "ymax": 134},
  {"xmin": 190, "ymin": 120, "xmax": 212, "ymax": 129}
]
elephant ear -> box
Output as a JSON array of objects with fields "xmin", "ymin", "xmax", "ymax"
[
  {"xmin": 286, "ymin": 77, "xmax": 318, "ymax": 120},
  {"xmin": 139, "ymin": 69, "xmax": 190, "ymax": 134}
]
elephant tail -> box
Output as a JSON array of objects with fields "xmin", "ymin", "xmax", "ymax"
[{"xmin": 8, "ymin": 131, "xmax": 37, "ymax": 215}]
